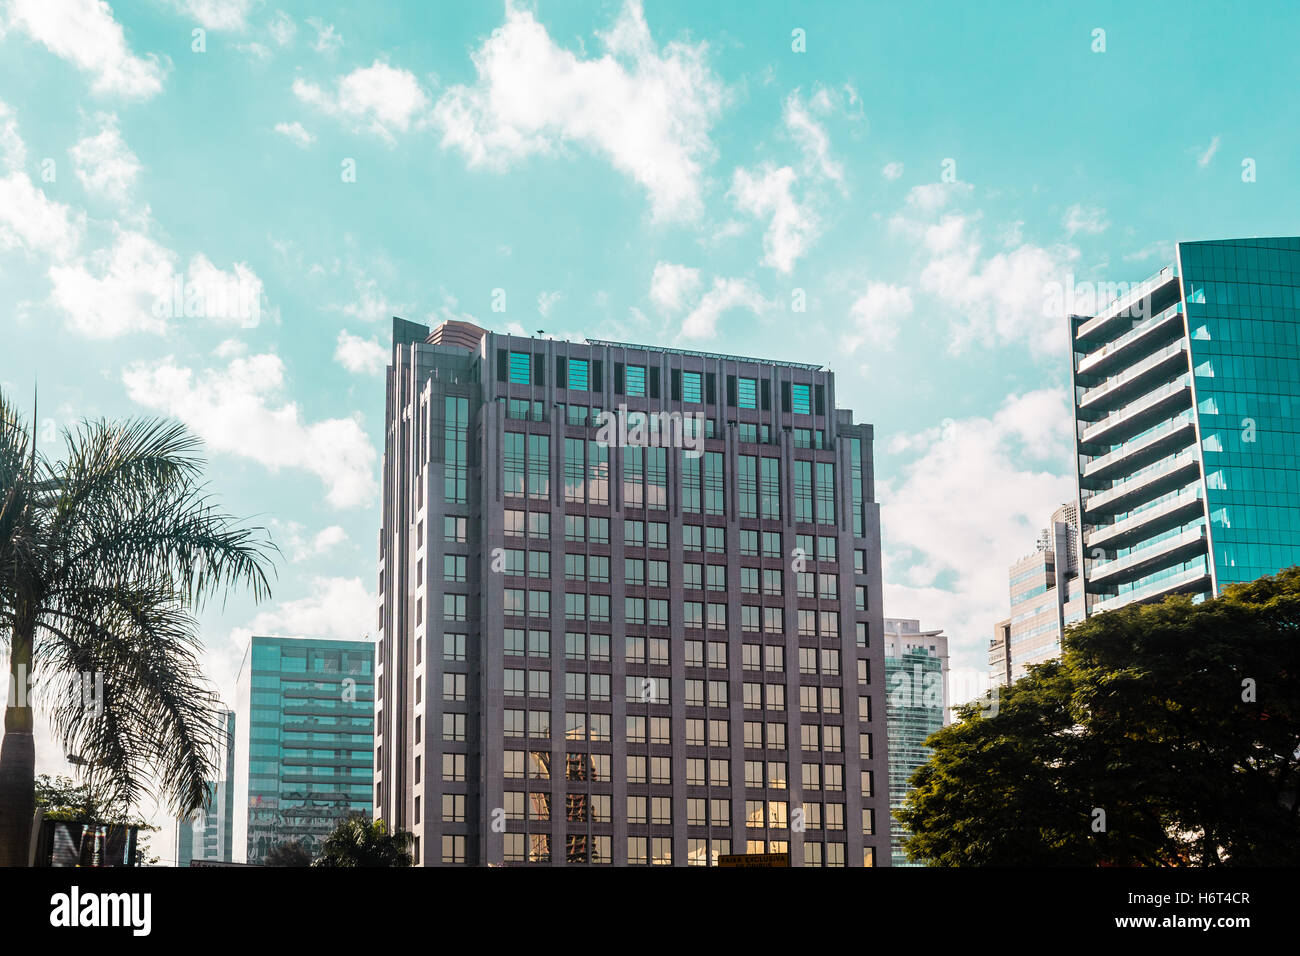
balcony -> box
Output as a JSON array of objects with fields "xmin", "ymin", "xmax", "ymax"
[
  {"xmin": 1088, "ymin": 526, "xmax": 1207, "ymax": 586},
  {"xmin": 1092, "ymin": 563, "xmax": 1212, "ymax": 613},
  {"xmin": 1076, "ymin": 304, "xmax": 1185, "ymax": 378},
  {"xmin": 1078, "ymin": 340, "xmax": 1189, "ymax": 413},
  {"xmin": 1085, "ymin": 486, "xmax": 1205, "ymax": 550},
  {"xmin": 1081, "ymin": 413, "xmax": 1196, "ymax": 483},
  {"xmin": 1080, "ymin": 375, "xmax": 1192, "ymax": 447},
  {"xmin": 1075, "ymin": 269, "xmax": 1179, "ymax": 343},
  {"xmin": 1083, "ymin": 449, "xmax": 1200, "ymax": 517}
]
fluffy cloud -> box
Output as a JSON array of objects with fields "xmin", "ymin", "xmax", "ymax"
[
  {"xmin": 268, "ymin": 10, "xmax": 295, "ymax": 46},
  {"xmin": 784, "ymin": 92, "xmax": 843, "ymax": 184},
  {"xmin": 845, "ymin": 281, "xmax": 913, "ymax": 352},
  {"xmin": 680, "ymin": 276, "xmax": 771, "ymax": 340},
  {"xmin": 1063, "ymin": 203, "xmax": 1108, "ymax": 237},
  {"xmin": 0, "ymin": 170, "xmax": 84, "ymax": 260},
  {"xmin": 49, "ymin": 230, "xmax": 265, "ymax": 337},
  {"xmin": 272, "ymin": 521, "xmax": 349, "ymax": 562},
  {"xmin": 334, "ymin": 329, "xmax": 388, "ymax": 374},
  {"xmin": 273, "ymin": 120, "xmax": 315, "ymax": 148},
  {"xmin": 649, "ymin": 261, "xmax": 701, "ymax": 312},
  {"xmin": 537, "ymin": 290, "xmax": 563, "ymax": 318},
  {"xmin": 881, "ymin": 161, "xmax": 903, "ymax": 181},
  {"xmin": 294, "ymin": 60, "xmax": 429, "ymax": 143},
  {"xmin": 244, "ymin": 576, "xmax": 373, "ymax": 641},
  {"xmin": 173, "ymin": 0, "xmax": 256, "ymax": 31},
  {"xmin": 305, "ymin": 16, "xmax": 342, "ymax": 53},
  {"xmin": 729, "ymin": 163, "xmax": 817, "ymax": 274},
  {"xmin": 880, "ymin": 389, "xmax": 1075, "ymax": 678},
  {"xmin": 68, "ymin": 114, "xmax": 141, "ymax": 205},
  {"xmin": 122, "ymin": 352, "xmax": 378, "ymax": 508},
  {"xmin": 892, "ymin": 184, "xmax": 1077, "ymax": 355},
  {"xmin": 6, "ymin": 0, "xmax": 167, "ymax": 99},
  {"xmin": 431, "ymin": 0, "xmax": 725, "ymax": 222}
]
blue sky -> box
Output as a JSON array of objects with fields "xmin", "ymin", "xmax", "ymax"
[{"xmin": 1, "ymin": 0, "xmax": 1297, "ymax": 846}]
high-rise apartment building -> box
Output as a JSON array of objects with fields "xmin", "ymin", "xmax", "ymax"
[
  {"xmin": 174, "ymin": 708, "xmax": 236, "ymax": 866},
  {"xmin": 376, "ymin": 318, "xmax": 889, "ymax": 866},
  {"xmin": 882, "ymin": 618, "xmax": 947, "ymax": 867},
  {"xmin": 232, "ymin": 635, "xmax": 375, "ymax": 864},
  {"xmin": 989, "ymin": 504, "xmax": 1084, "ymax": 685},
  {"xmin": 1069, "ymin": 237, "xmax": 1300, "ymax": 614}
]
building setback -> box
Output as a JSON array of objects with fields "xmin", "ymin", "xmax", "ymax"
[
  {"xmin": 376, "ymin": 318, "xmax": 890, "ymax": 866},
  {"xmin": 882, "ymin": 618, "xmax": 948, "ymax": 867},
  {"xmin": 232, "ymin": 635, "xmax": 375, "ymax": 864},
  {"xmin": 1070, "ymin": 237, "xmax": 1300, "ymax": 614},
  {"xmin": 989, "ymin": 504, "xmax": 1084, "ymax": 686}
]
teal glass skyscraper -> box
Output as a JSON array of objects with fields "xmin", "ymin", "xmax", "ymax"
[
  {"xmin": 232, "ymin": 636, "xmax": 375, "ymax": 864},
  {"xmin": 1069, "ymin": 237, "xmax": 1300, "ymax": 613}
]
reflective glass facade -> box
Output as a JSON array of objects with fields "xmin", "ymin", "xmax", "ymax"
[
  {"xmin": 883, "ymin": 619, "xmax": 947, "ymax": 867},
  {"xmin": 1069, "ymin": 237, "xmax": 1300, "ymax": 614},
  {"xmin": 1181, "ymin": 238, "xmax": 1300, "ymax": 588},
  {"xmin": 232, "ymin": 636, "xmax": 375, "ymax": 864}
]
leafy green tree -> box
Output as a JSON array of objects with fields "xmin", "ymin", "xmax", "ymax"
[
  {"xmin": 264, "ymin": 840, "xmax": 313, "ymax": 867},
  {"xmin": 34, "ymin": 773, "xmax": 158, "ymax": 866},
  {"xmin": 312, "ymin": 815, "xmax": 414, "ymax": 868},
  {"xmin": 898, "ymin": 567, "xmax": 1300, "ymax": 866},
  {"xmin": 0, "ymin": 393, "xmax": 276, "ymax": 866}
]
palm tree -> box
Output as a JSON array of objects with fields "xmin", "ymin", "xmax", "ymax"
[
  {"xmin": 264, "ymin": 840, "xmax": 313, "ymax": 867},
  {"xmin": 312, "ymin": 815, "xmax": 414, "ymax": 867},
  {"xmin": 0, "ymin": 391, "xmax": 276, "ymax": 865}
]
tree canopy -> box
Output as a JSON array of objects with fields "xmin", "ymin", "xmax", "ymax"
[{"xmin": 898, "ymin": 566, "xmax": 1300, "ymax": 866}]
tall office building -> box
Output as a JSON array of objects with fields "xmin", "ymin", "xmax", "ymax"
[
  {"xmin": 1069, "ymin": 237, "xmax": 1300, "ymax": 614},
  {"xmin": 882, "ymin": 618, "xmax": 948, "ymax": 867},
  {"xmin": 989, "ymin": 504, "xmax": 1085, "ymax": 685},
  {"xmin": 376, "ymin": 318, "xmax": 889, "ymax": 866},
  {"xmin": 232, "ymin": 635, "xmax": 375, "ymax": 864},
  {"xmin": 173, "ymin": 708, "xmax": 235, "ymax": 866}
]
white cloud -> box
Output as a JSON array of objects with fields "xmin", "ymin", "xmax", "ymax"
[
  {"xmin": 0, "ymin": 170, "xmax": 84, "ymax": 260},
  {"xmin": 1198, "ymin": 134, "xmax": 1220, "ymax": 168},
  {"xmin": 273, "ymin": 521, "xmax": 349, "ymax": 562},
  {"xmin": 431, "ymin": 0, "xmax": 725, "ymax": 222},
  {"xmin": 293, "ymin": 60, "xmax": 429, "ymax": 143},
  {"xmin": 1124, "ymin": 239, "xmax": 1174, "ymax": 263},
  {"xmin": 122, "ymin": 352, "xmax": 379, "ymax": 509},
  {"xmin": 881, "ymin": 161, "xmax": 903, "ymax": 181},
  {"xmin": 174, "ymin": 0, "xmax": 256, "ymax": 31},
  {"xmin": 245, "ymin": 576, "xmax": 373, "ymax": 641},
  {"xmin": 0, "ymin": 101, "xmax": 26, "ymax": 169},
  {"xmin": 334, "ymin": 329, "xmax": 388, "ymax": 374},
  {"xmin": 1062, "ymin": 202, "xmax": 1108, "ymax": 237},
  {"xmin": 880, "ymin": 390, "xmax": 1075, "ymax": 668},
  {"xmin": 680, "ymin": 276, "xmax": 770, "ymax": 340},
  {"xmin": 845, "ymin": 281, "xmax": 913, "ymax": 352},
  {"xmin": 48, "ymin": 230, "xmax": 264, "ymax": 337},
  {"xmin": 729, "ymin": 163, "xmax": 818, "ymax": 274},
  {"xmin": 273, "ymin": 120, "xmax": 314, "ymax": 147},
  {"xmin": 784, "ymin": 91, "xmax": 842, "ymax": 184},
  {"xmin": 537, "ymin": 290, "xmax": 563, "ymax": 318},
  {"xmin": 68, "ymin": 114, "xmax": 141, "ymax": 205},
  {"xmin": 336, "ymin": 273, "xmax": 406, "ymax": 322},
  {"xmin": 305, "ymin": 16, "xmax": 342, "ymax": 53},
  {"xmin": 891, "ymin": 185, "xmax": 1077, "ymax": 356},
  {"xmin": 7, "ymin": 0, "xmax": 167, "ymax": 99},
  {"xmin": 268, "ymin": 10, "xmax": 295, "ymax": 46},
  {"xmin": 649, "ymin": 261, "xmax": 701, "ymax": 311}
]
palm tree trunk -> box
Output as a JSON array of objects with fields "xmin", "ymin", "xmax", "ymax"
[{"xmin": 0, "ymin": 628, "xmax": 35, "ymax": 867}]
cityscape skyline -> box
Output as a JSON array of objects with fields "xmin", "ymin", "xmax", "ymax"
[{"xmin": 2, "ymin": 1, "xmax": 1299, "ymax": 850}]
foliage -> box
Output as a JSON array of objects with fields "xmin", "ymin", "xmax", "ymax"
[
  {"xmin": 264, "ymin": 840, "xmax": 313, "ymax": 867},
  {"xmin": 898, "ymin": 567, "xmax": 1300, "ymax": 866},
  {"xmin": 311, "ymin": 815, "xmax": 414, "ymax": 868},
  {"xmin": 1, "ymin": 390, "xmax": 276, "ymax": 864}
]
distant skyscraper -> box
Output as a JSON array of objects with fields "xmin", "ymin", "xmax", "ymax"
[
  {"xmin": 232, "ymin": 636, "xmax": 374, "ymax": 865},
  {"xmin": 883, "ymin": 618, "xmax": 948, "ymax": 867},
  {"xmin": 376, "ymin": 318, "xmax": 890, "ymax": 866},
  {"xmin": 989, "ymin": 504, "xmax": 1085, "ymax": 685},
  {"xmin": 173, "ymin": 708, "xmax": 235, "ymax": 866},
  {"xmin": 1069, "ymin": 237, "xmax": 1300, "ymax": 614}
]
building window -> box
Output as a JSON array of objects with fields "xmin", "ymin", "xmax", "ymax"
[
  {"xmin": 791, "ymin": 383, "xmax": 812, "ymax": 414},
  {"xmin": 508, "ymin": 351, "xmax": 531, "ymax": 385},
  {"xmin": 626, "ymin": 365, "xmax": 647, "ymax": 396},
  {"xmin": 568, "ymin": 358, "xmax": 590, "ymax": 391},
  {"xmin": 682, "ymin": 371, "xmax": 703, "ymax": 403}
]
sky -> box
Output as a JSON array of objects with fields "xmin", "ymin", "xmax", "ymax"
[{"xmin": 1, "ymin": 0, "xmax": 1298, "ymax": 855}]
